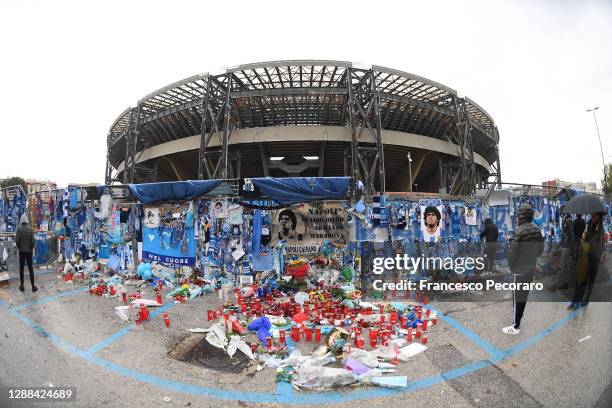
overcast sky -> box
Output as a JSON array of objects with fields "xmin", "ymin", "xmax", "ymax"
[{"xmin": 1, "ymin": 0, "xmax": 610, "ymax": 189}]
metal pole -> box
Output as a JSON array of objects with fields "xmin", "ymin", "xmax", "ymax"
[
  {"xmin": 586, "ymin": 107, "xmax": 606, "ymax": 189},
  {"xmin": 407, "ymin": 152, "xmax": 413, "ymax": 192}
]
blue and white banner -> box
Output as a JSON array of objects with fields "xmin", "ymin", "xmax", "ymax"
[{"xmin": 142, "ymin": 226, "xmax": 196, "ymax": 267}]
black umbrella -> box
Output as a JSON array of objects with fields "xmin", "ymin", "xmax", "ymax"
[{"xmin": 562, "ymin": 194, "xmax": 606, "ymax": 214}]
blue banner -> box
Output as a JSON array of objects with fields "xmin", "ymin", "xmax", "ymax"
[{"xmin": 142, "ymin": 226, "xmax": 196, "ymax": 267}]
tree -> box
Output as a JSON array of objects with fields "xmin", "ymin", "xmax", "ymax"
[
  {"xmin": 603, "ymin": 163, "xmax": 612, "ymax": 197},
  {"xmin": 0, "ymin": 176, "xmax": 28, "ymax": 194}
]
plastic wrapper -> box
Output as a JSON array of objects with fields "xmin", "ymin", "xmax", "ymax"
[
  {"xmin": 347, "ymin": 348, "xmax": 380, "ymax": 368},
  {"xmin": 293, "ymin": 365, "xmax": 358, "ymax": 390},
  {"xmin": 369, "ymin": 376, "xmax": 407, "ymax": 388},
  {"xmin": 372, "ymin": 346, "xmax": 397, "ymax": 362},
  {"xmin": 227, "ymin": 335, "xmax": 254, "ymax": 360},
  {"xmin": 206, "ymin": 323, "xmax": 228, "ymax": 349},
  {"xmin": 247, "ymin": 316, "xmax": 271, "ymax": 343},
  {"xmin": 189, "ymin": 286, "xmax": 203, "ymax": 299},
  {"xmin": 114, "ymin": 306, "xmax": 130, "ymax": 322}
]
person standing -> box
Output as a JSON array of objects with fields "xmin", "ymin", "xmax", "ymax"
[
  {"xmin": 550, "ymin": 214, "xmax": 575, "ymax": 290},
  {"xmin": 503, "ymin": 204, "xmax": 544, "ymax": 334},
  {"xmin": 480, "ymin": 218, "xmax": 499, "ymax": 275},
  {"xmin": 15, "ymin": 214, "xmax": 38, "ymax": 292},
  {"xmin": 568, "ymin": 212, "xmax": 604, "ymax": 309}
]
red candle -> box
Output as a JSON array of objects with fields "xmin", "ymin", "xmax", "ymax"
[
  {"xmin": 390, "ymin": 311, "xmax": 398, "ymax": 324},
  {"xmin": 421, "ymin": 334, "xmax": 428, "ymax": 344},
  {"xmin": 432, "ymin": 317, "xmax": 437, "ymax": 325},
  {"xmin": 207, "ymin": 310, "xmax": 213, "ymax": 321},
  {"xmin": 400, "ymin": 316, "xmax": 407, "ymax": 329},
  {"xmin": 416, "ymin": 325, "xmax": 422, "ymax": 339},
  {"xmin": 356, "ymin": 337, "xmax": 365, "ymax": 349},
  {"xmin": 291, "ymin": 326, "xmax": 300, "ymax": 342},
  {"xmin": 305, "ymin": 327, "xmax": 312, "ymax": 342},
  {"xmin": 163, "ymin": 312, "xmax": 170, "ymax": 328},
  {"xmin": 279, "ymin": 330, "xmax": 286, "ymax": 344},
  {"xmin": 315, "ymin": 326, "xmax": 321, "ymax": 343},
  {"xmin": 369, "ymin": 329, "xmax": 378, "ymax": 347},
  {"xmin": 422, "ymin": 319, "xmax": 428, "ymax": 331},
  {"xmin": 156, "ymin": 292, "xmax": 163, "ymax": 305},
  {"xmin": 426, "ymin": 309, "xmax": 431, "ymax": 317},
  {"xmin": 407, "ymin": 327, "xmax": 413, "ymax": 342}
]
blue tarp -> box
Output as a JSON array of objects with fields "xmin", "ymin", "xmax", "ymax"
[
  {"xmin": 250, "ymin": 177, "xmax": 351, "ymax": 205},
  {"xmin": 128, "ymin": 177, "xmax": 350, "ymax": 205},
  {"xmin": 128, "ymin": 180, "xmax": 223, "ymax": 204}
]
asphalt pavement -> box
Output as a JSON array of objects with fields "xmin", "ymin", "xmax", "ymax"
[{"xmin": 0, "ymin": 261, "xmax": 610, "ymax": 408}]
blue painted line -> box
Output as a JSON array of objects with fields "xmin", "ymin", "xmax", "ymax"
[
  {"xmin": 274, "ymin": 381, "xmax": 294, "ymax": 403},
  {"xmin": 0, "ymin": 298, "xmax": 586, "ymax": 404},
  {"xmin": 441, "ymin": 360, "xmax": 491, "ymax": 381},
  {"xmin": 428, "ymin": 306, "xmax": 506, "ymax": 362},
  {"xmin": 13, "ymin": 287, "xmax": 88, "ymax": 311},
  {"xmin": 84, "ymin": 301, "xmax": 178, "ymax": 356}
]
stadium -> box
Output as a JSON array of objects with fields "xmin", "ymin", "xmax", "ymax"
[{"xmin": 106, "ymin": 60, "xmax": 500, "ymax": 196}]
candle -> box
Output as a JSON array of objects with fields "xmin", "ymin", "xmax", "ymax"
[{"xmin": 279, "ymin": 330, "xmax": 286, "ymax": 344}]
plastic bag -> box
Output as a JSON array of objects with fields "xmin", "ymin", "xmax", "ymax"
[
  {"xmin": 227, "ymin": 335, "xmax": 254, "ymax": 360},
  {"xmin": 347, "ymin": 348, "xmax": 379, "ymax": 368},
  {"xmin": 293, "ymin": 365, "xmax": 358, "ymax": 390},
  {"xmin": 206, "ymin": 323, "xmax": 228, "ymax": 349},
  {"xmin": 115, "ymin": 306, "xmax": 130, "ymax": 322},
  {"xmin": 247, "ymin": 316, "xmax": 271, "ymax": 343}
]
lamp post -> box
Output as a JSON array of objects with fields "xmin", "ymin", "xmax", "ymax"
[
  {"xmin": 407, "ymin": 152, "xmax": 413, "ymax": 192},
  {"xmin": 586, "ymin": 106, "xmax": 606, "ymax": 190}
]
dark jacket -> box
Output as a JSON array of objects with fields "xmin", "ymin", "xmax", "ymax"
[
  {"xmin": 586, "ymin": 220, "xmax": 604, "ymax": 263},
  {"xmin": 507, "ymin": 206, "xmax": 545, "ymax": 274},
  {"xmin": 560, "ymin": 217, "xmax": 575, "ymax": 249},
  {"xmin": 16, "ymin": 223, "xmax": 35, "ymax": 253},
  {"xmin": 573, "ymin": 217, "xmax": 585, "ymax": 240},
  {"xmin": 480, "ymin": 219, "xmax": 499, "ymax": 243}
]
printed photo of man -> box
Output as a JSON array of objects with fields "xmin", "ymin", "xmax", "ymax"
[
  {"xmin": 277, "ymin": 209, "xmax": 303, "ymax": 241},
  {"xmin": 422, "ymin": 206, "xmax": 442, "ymax": 243}
]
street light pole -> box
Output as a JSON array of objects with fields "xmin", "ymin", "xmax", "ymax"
[
  {"xmin": 407, "ymin": 152, "xmax": 413, "ymax": 192},
  {"xmin": 586, "ymin": 107, "xmax": 606, "ymax": 191}
]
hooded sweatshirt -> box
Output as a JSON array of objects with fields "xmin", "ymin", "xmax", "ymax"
[{"xmin": 16, "ymin": 214, "xmax": 35, "ymax": 253}]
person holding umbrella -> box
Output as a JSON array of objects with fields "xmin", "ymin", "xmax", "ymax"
[
  {"xmin": 562, "ymin": 193, "xmax": 607, "ymax": 309},
  {"xmin": 568, "ymin": 211, "xmax": 605, "ymax": 309}
]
